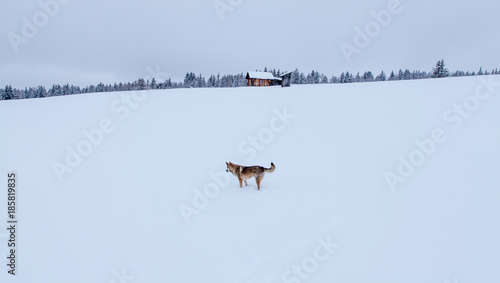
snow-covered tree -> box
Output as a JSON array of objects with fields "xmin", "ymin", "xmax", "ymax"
[
  {"xmin": 320, "ymin": 74, "xmax": 328, "ymax": 84},
  {"xmin": 397, "ymin": 69, "xmax": 404, "ymax": 80},
  {"xmin": 306, "ymin": 70, "xmax": 320, "ymax": 84},
  {"xmin": 354, "ymin": 72, "xmax": 361, "ymax": 83},
  {"xmin": 362, "ymin": 71, "xmax": 374, "ymax": 82},
  {"xmin": 96, "ymin": 83, "xmax": 105, "ymax": 92},
  {"xmin": 196, "ymin": 74, "xmax": 206, "ymax": 88},
  {"xmin": 403, "ymin": 69, "xmax": 411, "ymax": 80},
  {"xmin": 389, "ymin": 71, "xmax": 396, "ymax": 81},
  {"xmin": 134, "ymin": 78, "xmax": 146, "ymax": 90},
  {"xmin": 299, "ymin": 72, "xmax": 306, "ymax": 84},
  {"xmin": 346, "ymin": 72, "xmax": 354, "ymax": 83},
  {"xmin": 2, "ymin": 85, "xmax": 14, "ymax": 100},
  {"xmin": 207, "ymin": 75, "xmax": 216, "ymax": 87},
  {"xmin": 375, "ymin": 71, "xmax": 386, "ymax": 81},
  {"xmin": 184, "ymin": 72, "xmax": 196, "ymax": 88},
  {"xmin": 291, "ymin": 69, "xmax": 300, "ymax": 85},
  {"xmin": 339, "ymin": 72, "xmax": 346, "ymax": 83},
  {"xmin": 36, "ymin": 86, "xmax": 46, "ymax": 98},
  {"xmin": 431, "ymin": 59, "xmax": 450, "ymax": 78}
]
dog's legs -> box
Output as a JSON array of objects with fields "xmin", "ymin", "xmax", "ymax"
[
  {"xmin": 244, "ymin": 180, "xmax": 248, "ymax": 186},
  {"xmin": 239, "ymin": 178, "xmax": 243, "ymax": 188},
  {"xmin": 256, "ymin": 177, "xmax": 262, "ymax": 190}
]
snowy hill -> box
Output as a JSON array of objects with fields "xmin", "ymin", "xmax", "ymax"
[{"xmin": 1, "ymin": 76, "xmax": 499, "ymax": 283}]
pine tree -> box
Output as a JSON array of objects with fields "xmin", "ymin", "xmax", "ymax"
[
  {"xmin": 397, "ymin": 69, "xmax": 404, "ymax": 80},
  {"xmin": 389, "ymin": 71, "xmax": 396, "ymax": 81},
  {"xmin": 355, "ymin": 72, "xmax": 361, "ymax": 82},
  {"xmin": 184, "ymin": 73, "xmax": 196, "ymax": 88},
  {"xmin": 96, "ymin": 83, "xmax": 105, "ymax": 92},
  {"xmin": 403, "ymin": 69, "xmax": 411, "ymax": 80},
  {"xmin": 37, "ymin": 86, "xmax": 46, "ymax": 98},
  {"xmin": 431, "ymin": 59, "xmax": 450, "ymax": 78},
  {"xmin": 346, "ymin": 72, "xmax": 353, "ymax": 83},
  {"xmin": 320, "ymin": 74, "xmax": 328, "ymax": 84},
  {"xmin": 362, "ymin": 71, "xmax": 374, "ymax": 82},
  {"xmin": 293, "ymin": 72, "xmax": 298, "ymax": 84},
  {"xmin": 299, "ymin": 72, "xmax": 306, "ymax": 84},
  {"xmin": 306, "ymin": 70, "xmax": 320, "ymax": 84},
  {"xmin": 375, "ymin": 71, "xmax": 386, "ymax": 81},
  {"xmin": 291, "ymin": 69, "xmax": 300, "ymax": 84},
  {"xmin": 196, "ymin": 74, "xmax": 206, "ymax": 88},
  {"xmin": 207, "ymin": 75, "xmax": 216, "ymax": 87},
  {"xmin": 412, "ymin": 70, "xmax": 422, "ymax": 79},
  {"xmin": 22, "ymin": 87, "xmax": 28, "ymax": 99},
  {"xmin": 135, "ymin": 79, "xmax": 146, "ymax": 90},
  {"xmin": 2, "ymin": 85, "xmax": 14, "ymax": 100},
  {"xmin": 478, "ymin": 67, "xmax": 484, "ymax": 76}
]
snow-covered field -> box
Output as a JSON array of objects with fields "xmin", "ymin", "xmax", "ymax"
[{"xmin": 1, "ymin": 76, "xmax": 499, "ymax": 283}]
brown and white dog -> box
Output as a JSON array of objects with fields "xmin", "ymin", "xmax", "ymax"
[{"xmin": 226, "ymin": 162, "xmax": 275, "ymax": 190}]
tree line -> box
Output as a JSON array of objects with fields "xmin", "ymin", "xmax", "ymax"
[{"xmin": 1, "ymin": 60, "xmax": 499, "ymax": 100}]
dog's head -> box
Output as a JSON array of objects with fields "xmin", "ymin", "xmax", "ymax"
[{"xmin": 226, "ymin": 162, "xmax": 236, "ymax": 174}]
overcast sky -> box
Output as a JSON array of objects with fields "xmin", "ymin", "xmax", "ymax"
[{"xmin": 1, "ymin": 0, "xmax": 499, "ymax": 89}]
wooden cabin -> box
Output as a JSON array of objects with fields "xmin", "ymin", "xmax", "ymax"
[
  {"xmin": 246, "ymin": 71, "xmax": 282, "ymax": 86},
  {"xmin": 280, "ymin": 71, "xmax": 292, "ymax": 87}
]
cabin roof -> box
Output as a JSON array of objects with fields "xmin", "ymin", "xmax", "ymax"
[{"xmin": 246, "ymin": 71, "xmax": 282, "ymax": 81}]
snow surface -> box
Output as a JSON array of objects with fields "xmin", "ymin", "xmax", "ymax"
[{"xmin": 0, "ymin": 76, "xmax": 499, "ymax": 283}]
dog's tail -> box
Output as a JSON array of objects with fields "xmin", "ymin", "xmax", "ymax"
[{"xmin": 265, "ymin": 162, "xmax": 275, "ymax": 173}]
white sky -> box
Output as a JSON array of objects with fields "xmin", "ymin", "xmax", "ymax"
[{"xmin": 1, "ymin": 0, "xmax": 499, "ymax": 88}]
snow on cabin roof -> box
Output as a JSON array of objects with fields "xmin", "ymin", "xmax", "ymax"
[{"xmin": 246, "ymin": 71, "xmax": 282, "ymax": 81}]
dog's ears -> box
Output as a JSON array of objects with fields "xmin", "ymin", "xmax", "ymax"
[{"xmin": 226, "ymin": 162, "xmax": 229, "ymax": 165}]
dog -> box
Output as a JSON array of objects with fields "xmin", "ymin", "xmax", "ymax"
[{"xmin": 226, "ymin": 162, "xmax": 275, "ymax": 190}]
